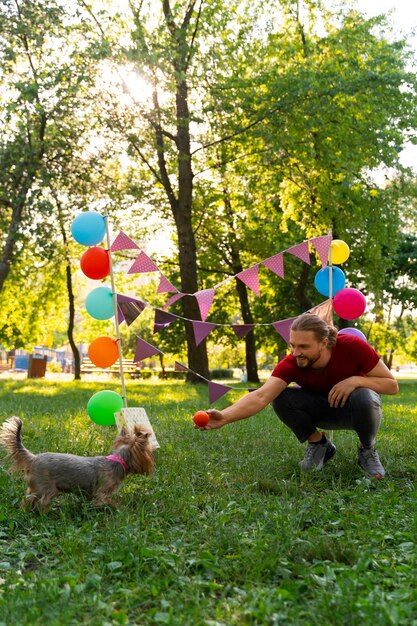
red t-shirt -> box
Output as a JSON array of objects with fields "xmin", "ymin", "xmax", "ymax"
[{"xmin": 271, "ymin": 334, "xmax": 380, "ymax": 393}]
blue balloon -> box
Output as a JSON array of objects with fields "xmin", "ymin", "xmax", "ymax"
[
  {"xmin": 338, "ymin": 327, "xmax": 367, "ymax": 342},
  {"xmin": 314, "ymin": 266, "xmax": 346, "ymax": 297},
  {"xmin": 86, "ymin": 286, "xmax": 114, "ymax": 320},
  {"xmin": 71, "ymin": 211, "xmax": 106, "ymax": 246}
]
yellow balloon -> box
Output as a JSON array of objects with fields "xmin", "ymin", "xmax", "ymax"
[{"xmin": 329, "ymin": 240, "xmax": 350, "ymax": 264}]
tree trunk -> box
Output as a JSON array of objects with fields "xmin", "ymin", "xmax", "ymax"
[
  {"xmin": 54, "ymin": 192, "xmax": 81, "ymax": 380},
  {"xmin": 234, "ymin": 277, "xmax": 260, "ymax": 383},
  {"xmin": 295, "ymin": 263, "xmax": 312, "ymax": 313}
]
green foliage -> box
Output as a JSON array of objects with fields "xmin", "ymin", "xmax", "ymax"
[{"xmin": 0, "ymin": 377, "xmax": 417, "ymax": 625}]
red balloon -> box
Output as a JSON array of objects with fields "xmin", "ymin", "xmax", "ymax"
[
  {"xmin": 333, "ymin": 288, "xmax": 366, "ymax": 320},
  {"xmin": 80, "ymin": 247, "xmax": 110, "ymax": 280}
]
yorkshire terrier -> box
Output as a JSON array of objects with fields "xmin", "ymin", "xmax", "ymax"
[{"xmin": 0, "ymin": 416, "xmax": 154, "ymax": 511}]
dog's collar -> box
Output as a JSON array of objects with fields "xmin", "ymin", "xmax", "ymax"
[{"xmin": 105, "ymin": 454, "xmax": 129, "ymax": 474}]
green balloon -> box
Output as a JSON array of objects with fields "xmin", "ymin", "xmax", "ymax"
[{"xmin": 87, "ymin": 390, "xmax": 123, "ymax": 426}]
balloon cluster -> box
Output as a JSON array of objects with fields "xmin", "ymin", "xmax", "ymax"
[
  {"xmin": 314, "ymin": 239, "xmax": 367, "ymax": 342},
  {"xmin": 71, "ymin": 211, "xmax": 124, "ymax": 425}
]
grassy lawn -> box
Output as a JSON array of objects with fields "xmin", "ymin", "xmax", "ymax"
[{"xmin": 0, "ymin": 377, "xmax": 417, "ymax": 626}]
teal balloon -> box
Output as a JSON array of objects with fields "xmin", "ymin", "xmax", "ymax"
[
  {"xmin": 71, "ymin": 211, "xmax": 106, "ymax": 246},
  {"xmin": 86, "ymin": 286, "xmax": 114, "ymax": 320},
  {"xmin": 314, "ymin": 266, "xmax": 345, "ymax": 297},
  {"xmin": 87, "ymin": 390, "xmax": 123, "ymax": 426}
]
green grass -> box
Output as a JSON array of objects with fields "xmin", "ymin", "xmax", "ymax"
[{"xmin": 1, "ymin": 377, "xmax": 417, "ymax": 626}]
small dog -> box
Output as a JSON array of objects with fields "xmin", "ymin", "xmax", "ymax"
[{"xmin": 0, "ymin": 416, "xmax": 154, "ymax": 511}]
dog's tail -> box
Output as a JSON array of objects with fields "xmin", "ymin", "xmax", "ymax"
[{"xmin": 0, "ymin": 417, "xmax": 34, "ymax": 471}]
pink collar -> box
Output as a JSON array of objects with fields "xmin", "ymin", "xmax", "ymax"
[{"xmin": 105, "ymin": 454, "xmax": 129, "ymax": 474}]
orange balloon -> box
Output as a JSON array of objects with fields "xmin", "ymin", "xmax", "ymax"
[{"xmin": 88, "ymin": 336, "xmax": 119, "ymax": 368}]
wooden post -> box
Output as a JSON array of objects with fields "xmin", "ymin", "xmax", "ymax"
[{"xmin": 104, "ymin": 210, "xmax": 128, "ymax": 408}]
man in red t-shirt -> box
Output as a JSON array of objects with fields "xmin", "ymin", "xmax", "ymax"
[{"xmin": 199, "ymin": 313, "xmax": 399, "ymax": 478}]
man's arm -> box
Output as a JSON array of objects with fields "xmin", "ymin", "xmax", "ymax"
[
  {"xmin": 328, "ymin": 359, "xmax": 399, "ymax": 408},
  {"xmin": 202, "ymin": 376, "xmax": 288, "ymax": 430}
]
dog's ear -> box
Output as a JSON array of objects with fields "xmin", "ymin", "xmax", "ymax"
[{"xmin": 120, "ymin": 427, "xmax": 128, "ymax": 437}]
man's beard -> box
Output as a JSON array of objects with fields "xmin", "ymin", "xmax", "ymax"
[{"xmin": 295, "ymin": 353, "xmax": 321, "ymax": 369}]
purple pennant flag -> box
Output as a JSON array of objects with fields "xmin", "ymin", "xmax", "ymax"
[
  {"xmin": 110, "ymin": 231, "xmax": 139, "ymax": 252},
  {"xmin": 194, "ymin": 288, "xmax": 215, "ymax": 321},
  {"xmin": 163, "ymin": 293, "xmax": 186, "ymax": 309},
  {"xmin": 231, "ymin": 324, "xmax": 255, "ymax": 339},
  {"xmin": 261, "ymin": 253, "xmax": 284, "ymax": 279},
  {"xmin": 208, "ymin": 381, "xmax": 232, "ymax": 404},
  {"xmin": 272, "ymin": 317, "xmax": 297, "ymax": 343},
  {"xmin": 236, "ymin": 265, "xmax": 260, "ymax": 295},
  {"xmin": 134, "ymin": 337, "xmax": 162, "ymax": 362},
  {"xmin": 174, "ymin": 361, "xmax": 189, "ymax": 372},
  {"xmin": 309, "ymin": 299, "xmax": 333, "ymax": 323},
  {"xmin": 192, "ymin": 320, "xmax": 217, "ymax": 346},
  {"xmin": 128, "ymin": 251, "xmax": 160, "ymax": 274},
  {"xmin": 153, "ymin": 309, "xmax": 177, "ymax": 333},
  {"xmin": 157, "ymin": 273, "xmax": 179, "ymax": 294},
  {"xmin": 116, "ymin": 294, "xmax": 147, "ymax": 326},
  {"xmin": 286, "ymin": 241, "xmax": 311, "ymax": 265},
  {"xmin": 310, "ymin": 235, "xmax": 332, "ymax": 269}
]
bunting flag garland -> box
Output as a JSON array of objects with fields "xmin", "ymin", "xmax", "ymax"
[
  {"xmin": 153, "ymin": 309, "xmax": 177, "ymax": 333},
  {"xmin": 128, "ymin": 251, "xmax": 160, "ymax": 274},
  {"xmin": 261, "ymin": 253, "xmax": 284, "ymax": 278},
  {"xmin": 157, "ymin": 272, "xmax": 179, "ymax": 294},
  {"xmin": 231, "ymin": 324, "xmax": 255, "ymax": 338},
  {"xmin": 236, "ymin": 265, "xmax": 260, "ymax": 295},
  {"xmin": 134, "ymin": 337, "xmax": 162, "ymax": 362},
  {"xmin": 310, "ymin": 235, "xmax": 332, "ymax": 269},
  {"xmin": 194, "ymin": 288, "xmax": 215, "ymax": 321},
  {"xmin": 272, "ymin": 317, "xmax": 297, "ymax": 343},
  {"xmin": 110, "ymin": 231, "xmax": 140, "ymax": 252},
  {"xmin": 111, "ymin": 230, "xmax": 331, "ymax": 307},
  {"xmin": 208, "ymin": 381, "xmax": 233, "ymax": 404},
  {"xmin": 117, "ymin": 294, "xmax": 147, "ymax": 326},
  {"xmin": 286, "ymin": 241, "xmax": 311, "ymax": 264},
  {"xmin": 192, "ymin": 321, "xmax": 217, "ymax": 346}
]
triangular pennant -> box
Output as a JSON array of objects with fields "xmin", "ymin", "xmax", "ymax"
[
  {"xmin": 174, "ymin": 361, "xmax": 189, "ymax": 372},
  {"xmin": 309, "ymin": 299, "xmax": 333, "ymax": 323},
  {"xmin": 261, "ymin": 253, "xmax": 284, "ymax": 279},
  {"xmin": 116, "ymin": 294, "xmax": 147, "ymax": 326},
  {"xmin": 134, "ymin": 337, "xmax": 162, "ymax": 362},
  {"xmin": 286, "ymin": 241, "xmax": 311, "ymax": 265},
  {"xmin": 231, "ymin": 324, "xmax": 255, "ymax": 339},
  {"xmin": 310, "ymin": 235, "xmax": 332, "ymax": 269},
  {"xmin": 192, "ymin": 320, "xmax": 217, "ymax": 346},
  {"xmin": 110, "ymin": 231, "xmax": 139, "ymax": 252},
  {"xmin": 153, "ymin": 309, "xmax": 177, "ymax": 333},
  {"xmin": 157, "ymin": 273, "xmax": 179, "ymax": 294},
  {"xmin": 272, "ymin": 317, "xmax": 297, "ymax": 343},
  {"xmin": 208, "ymin": 381, "xmax": 232, "ymax": 404},
  {"xmin": 163, "ymin": 293, "xmax": 186, "ymax": 309},
  {"xmin": 194, "ymin": 288, "xmax": 215, "ymax": 321},
  {"xmin": 236, "ymin": 265, "xmax": 260, "ymax": 295},
  {"xmin": 128, "ymin": 251, "xmax": 160, "ymax": 274}
]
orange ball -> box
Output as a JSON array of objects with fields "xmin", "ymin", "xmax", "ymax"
[
  {"xmin": 193, "ymin": 410, "xmax": 210, "ymax": 427},
  {"xmin": 88, "ymin": 336, "xmax": 119, "ymax": 368}
]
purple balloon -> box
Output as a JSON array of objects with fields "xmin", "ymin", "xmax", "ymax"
[{"xmin": 338, "ymin": 328, "xmax": 367, "ymax": 342}]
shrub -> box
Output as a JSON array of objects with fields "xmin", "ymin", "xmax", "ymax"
[{"xmin": 210, "ymin": 368, "xmax": 234, "ymax": 379}]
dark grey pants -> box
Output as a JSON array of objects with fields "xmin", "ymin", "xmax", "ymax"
[{"xmin": 272, "ymin": 387, "xmax": 382, "ymax": 447}]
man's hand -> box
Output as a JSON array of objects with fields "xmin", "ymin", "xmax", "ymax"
[{"xmin": 328, "ymin": 377, "xmax": 358, "ymax": 408}]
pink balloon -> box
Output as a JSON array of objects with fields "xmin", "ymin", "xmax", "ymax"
[{"xmin": 333, "ymin": 288, "xmax": 366, "ymax": 320}]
